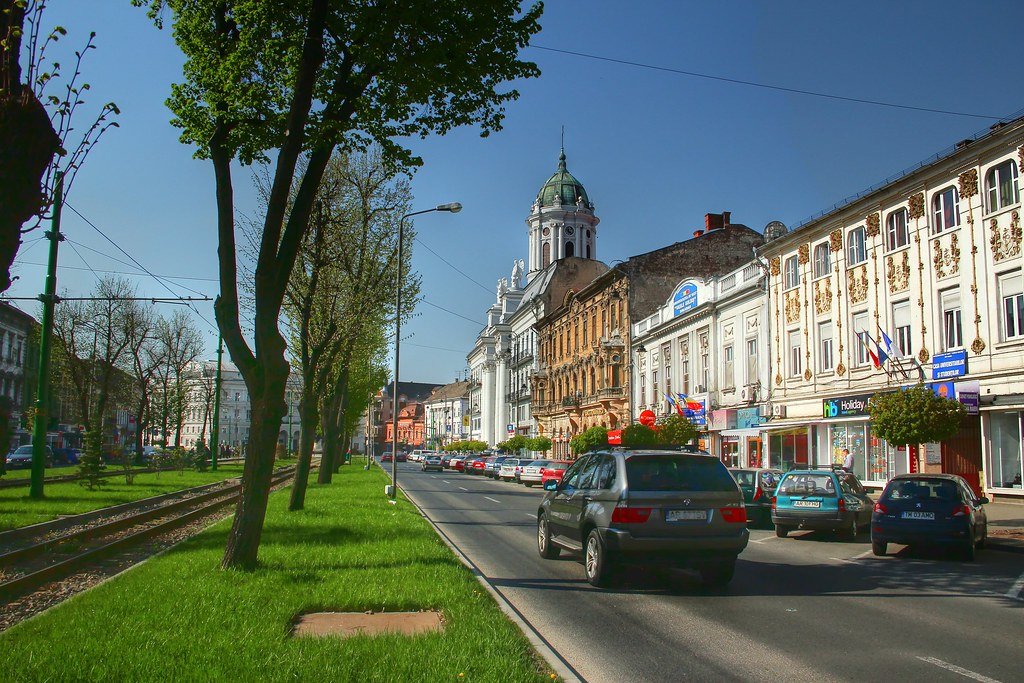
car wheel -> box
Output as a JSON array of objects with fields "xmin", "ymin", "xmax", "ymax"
[
  {"xmin": 962, "ymin": 532, "xmax": 976, "ymax": 561},
  {"xmin": 584, "ymin": 529, "xmax": 612, "ymax": 587},
  {"xmin": 537, "ymin": 514, "xmax": 560, "ymax": 560},
  {"xmin": 699, "ymin": 559, "xmax": 736, "ymax": 587},
  {"xmin": 871, "ymin": 540, "xmax": 887, "ymax": 556},
  {"xmin": 775, "ymin": 525, "xmax": 790, "ymax": 538},
  {"xmin": 524, "ymin": 482, "xmax": 532, "ymax": 488},
  {"xmin": 976, "ymin": 530, "xmax": 986, "ymax": 550},
  {"xmin": 841, "ymin": 516, "xmax": 858, "ymax": 540}
]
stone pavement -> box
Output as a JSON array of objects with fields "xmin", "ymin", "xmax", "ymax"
[{"xmin": 984, "ymin": 500, "xmax": 1024, "ymax": 553}]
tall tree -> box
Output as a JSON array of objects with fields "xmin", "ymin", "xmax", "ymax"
[
  {"xmin": 137, "ymin": 0, "xmax": 542, "ymax": 569},
  {"xmin": 153, "ymin": 309, "xmax": 204, "ymax": 448},
  {"xmin": 125, "ymin": 302, "xmax": 160, "ymax": 460},
  {"xmin": 0, "ymin": 0, "xmax": 118, "ymax": 292}
]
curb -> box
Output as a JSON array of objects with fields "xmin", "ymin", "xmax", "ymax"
[
  {"xmin": 398, "ymin": 482, "xmax": 585, "ymax": 683},
  {"xmin": 987, "ymin": 539, "xmax": 1024, "ymax": 555}
]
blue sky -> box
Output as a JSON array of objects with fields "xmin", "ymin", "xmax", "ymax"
[{"xmin": 10, "ymin": 1, "xmax": 1024, "ymax": 384}]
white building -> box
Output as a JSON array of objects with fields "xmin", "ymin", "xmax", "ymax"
[
  {"xmin": 632, "ymin": 259, "xmax": 771, "ymax": 467},
  {"xmin": 758, "ymin": 115, "xmax": 1024, "ymax": 498},
  {"xmin": 466, "ymin": 149, "xmax": 605, "ymax": 447},
  {"xmin": 423, "ymin": 380, "xmax": 471, "ymax": 448}
]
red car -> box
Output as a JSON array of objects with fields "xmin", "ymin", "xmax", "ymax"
[
  {"xmin": 381, "ymin": 452, "xmax": 393, "ymax": 462},
  {"xmin": 470, "ymin": 458, "xmax": 487, "ymax": 474},
  {"xmin": 452, "ymin": 456, "xmax": 467, "ymax": 472},
  {"xmin": 540, "ymin": 461, "xmax": 572, "ymax": 487}
]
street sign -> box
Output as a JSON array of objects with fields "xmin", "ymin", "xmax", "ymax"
[
  {"xmin": 931, "ymin": 349, "xmax": 967, "ymax": 379},
  {"xmin": 506, "ymin": 423, "xmax": 514, "ymax": 433}
]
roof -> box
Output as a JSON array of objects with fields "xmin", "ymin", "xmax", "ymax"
[
  {"xmin": 426, "ymin": 380, "xmax": 471, "ymax": 403},
  {"xmin": 381, "ymin": 381, "xmax": 442, "ymax": 402},
  {"xmin": 536, "ymin": 149, "xmax": 592, "ymax": 209}
]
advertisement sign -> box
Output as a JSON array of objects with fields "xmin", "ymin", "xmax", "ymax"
[
  {"xmin": 506, "ymin": 423, "xmax": 514, "ymax": 434},
  {"xmin": 931, "ymin": 349, "xmax": 967, "ymax": 380},
  {"xmin": 672, "ymin": 282, "xmax": 699, "ymax": 317},
  {"xmin": 924, "ymin": 442, "xmax": 942, "ymax": 465},
  {"xmin": 639, "ymin": 410, "xmax": 657, "ymax": 427},
  {"xmin": 735, "ymin": 407, "xmax": 761, "ymax": 430},
  {"xmin": 822, "ymin": 393, "xmax": 873, "ymax": 419},
  {"xmin": 708, "ymin": 409, "xmax": 736, "ymax": 431},
  {"xmin": 683, "ymin": 398, "xmax": 706, "ymax": 426},
  {"xmin": 955, "ymin": 380, "xmax": 980, "ymax": 416}
]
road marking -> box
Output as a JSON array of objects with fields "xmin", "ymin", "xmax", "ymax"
[
  {"xmin": 751, "ymin": 536, "xmax": 780, "ymax": 544},
  {"xmin": 916, "ymin": 656, "xmax": 1003, "ymax": 683},
  {"xmin": 442, "ymin": 480, "xmax": 451, "ymax": 484},
  {"xmin": 484, "ymin": 496, "xmax": 501, "ymax": 504},
  {"xmin": 1006, "ymin": 571, "xmax": 1024, "ymax": 600},
  {"xmin": 458, "ymin": 486, "xmax": 468, "ymax": 491},
  {"xmin": 526, "ymin": 512, "xmax": 537, "ymax": 518},
  {"xmin": 851, "ymin": 549, "xmax": 874, "ymax": 560}
]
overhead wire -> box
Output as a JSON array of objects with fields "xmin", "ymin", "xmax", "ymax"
[
  {"xmin": 414, "ymin": 237, "xmax": 493, "ymax": 294},
  {"xmin": 529, "ymin": 45, "xmax": 1004, "ymax": 120},
  {"xmin": 11, "ymin": 260, "xmax": 219, "ymax": 282},
  {"xmin": 416, "ymin": 297, "xmax": 481, "ymax": 325}
]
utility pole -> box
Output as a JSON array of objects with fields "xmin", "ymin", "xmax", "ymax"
[
  {"xmin": 210, "ymin": 332, "xmax": 223, "ymax": 470},
  {"xmin": 30, "ymin": 173, "xmax": 64, "ymax": 499}
]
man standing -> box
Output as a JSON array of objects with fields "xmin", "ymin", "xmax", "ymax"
[{"xmin": 842, "ymin": 448, "xmax": 854, "ymax": 472}]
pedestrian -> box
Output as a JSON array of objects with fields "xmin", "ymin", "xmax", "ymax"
[{"xmin": 842, "ymin": 448, "xmax": 854, "ymax": 472}]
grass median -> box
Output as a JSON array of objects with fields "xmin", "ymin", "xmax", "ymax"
[
  {"xmin": 0, "ymin": 465, "xmax": 246, "ymax": 531},
  {"xmin": 0, "ymin": 465, "xmax": 553, "ymax": 682}
]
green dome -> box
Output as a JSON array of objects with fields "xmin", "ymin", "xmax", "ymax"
[{"xmin": 536, "ymin": 150, "xmax": 590, "ymax": 208}]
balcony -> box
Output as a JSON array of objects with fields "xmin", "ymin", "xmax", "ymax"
[
  {"xmin": 505, "ymin": 388, "xmax": 530, "ymax": 403},
  {"xmin": 561, "ymin": 395, "xmax": 581, "ymax": 407},
  {"xmin": 598, "ymin": 386, "xmax": 625, "ymax": 399}
]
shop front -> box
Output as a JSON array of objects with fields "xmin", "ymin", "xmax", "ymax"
[
  {"xmin": 762, "ymin": 425, "xmax": 810, "ymax": 472},
  {"xmin": 820, "ymin": 392, "xmax": 904, "ymax": 489},
  {"xmin": 718, "ymin": 407, "xmax": 763, "ymax": 468},
  {"xmin": 983, "ymin": 402, "xmax": 1024, "ymax": 498}
]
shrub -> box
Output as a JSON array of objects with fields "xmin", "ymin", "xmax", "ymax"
[
  {"xmin": 621, "ymin": 423, "xmax": 659, "ymax": 448},
  {"xmin": 657, "ymin": 415, "xmax": 700, "ymax": 446},
  {"xmin": 526, "ymin": 436, "xmax": 552, "ymax": 454},
  {"xmin": 570, "ymin": 426, "xmax": 608, "ymax": 454},
  {"xmin": 868, "ymin": 384, "xmax": 966, "ymax": 446},
  {"xmin": 77, "ymin": 429, "xmax": 106, "ymax": 490}
]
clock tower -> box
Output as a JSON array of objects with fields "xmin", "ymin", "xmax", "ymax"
[{"xmin": 526, "ymin": 149, "xmax": 600, "ymax": 279}]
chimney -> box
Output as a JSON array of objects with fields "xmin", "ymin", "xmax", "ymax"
[
  {"xmin": 693, "ymin": 229, "xmax": 705, "ymax": 238},
  {"xmin": 704, "ymin": 212, "xmax": 725, "ymax": 232},
  {"xmin": 722, "ymin": 211, "xmax": 731, "ymax": 226}
]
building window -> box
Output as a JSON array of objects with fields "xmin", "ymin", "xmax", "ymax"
[
  {"xmin": 722, "ymin": 345, "xmax": 734, "ymax": 389},
  {"xmin": 986, "ymin": 160, "xmax": 1020, "ymax": 212},
  {"xmin": 699, "ymin": 331, "xmax": 709, "ymax": 391},
  {"xmin": 651, "ymin": 370, "xmax": 659, "ymax": 407},
  {"xmin": 989, "ymin": 412, "xmax": 1022, "ymax": 489},
  {"xmin": 818, "ymin": 322, "xmax": 833, "ymax": 372},
  {"xmin": 680, "ymin": 336, "xmax": 690, "ymax": 395},
  {"xmin": 788, "ymin": 330, "xmax": 802, "ymax": 378},
  {"xmin": 639, "ymin": 373, "xmax": 646, "ymax": 405},
  {"xmin": 886, "ymin": 208, "xmax": 909, "ymax": 251},
  {"xmin": 940, "ymin": 288, "xmax": 962, "ymax": 350},
  {"xmin": 892, "ymin": 300, "xmax": 912, "ymax": 356},
  {"xmin": 1000, "ymin": 271, "xmax": 1024, "ymax": 341},
  {"xmin": 746, "ymin": 338, "xmax": 757, "ymax": 385},
  {"xmin": 847, "ymin": 226, "xmax": 866, "ymax": 265},
  {"xmin": 784, "ymin": 255, "xmax": 799, "ymax": 290},
  {"xmin": 852, "ymin": 311, "xmax": 870, "ymax": 367},
  {"xmin": 812, "ymin": 242, "xmax": 830, "ymax": 279},
  {"xmin": 932, "ymin": 186, "xmax": 960, "ymax": 234},
  {"xmin": 542, "ymin": 242, "xmax": 551, "ymax": 267},
  {"xmin": 565, "ymin": 241, "xmax": 575, "ymax": 257}
]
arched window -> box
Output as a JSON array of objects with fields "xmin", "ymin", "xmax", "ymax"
[
  {"xmin": 542, "ymin": 242, "xmax": 551, "ymax": 267},
  {"xmin": 986, "ymin": 160, "xmax": 1020, "ymax": 212},
  {"xmin": 586, "ymin": 243, "xmax": 591, "ymax": 259},
  {"xmin": 812, "ymin": 242, "xmax": 830, "ymax": 278},
  {"xmin": 847, "ymin": 226, "xmax": 866, "ymax": 265},
  {"xmin": 565, "ymin": 241, "xmax": 575, "ymax": 257},
  {"xmin": 784, "ymin": 255, "xmax": 799, "ymax": 289},
  {"xmin": 932, "ymin": 186, "xmax": 960, "ymax": 234},
  {"xmin": 886, "ymin": 208, "xmax": 909, "ymax": 251}
]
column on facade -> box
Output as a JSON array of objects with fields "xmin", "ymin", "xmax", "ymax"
[
  {"xmin": 481, "ymin": 363, "xmax": 496, "ymax": 446},
  {"xmin": 494, "ymin": 358, "xmax": 508, "ymax": 443}
]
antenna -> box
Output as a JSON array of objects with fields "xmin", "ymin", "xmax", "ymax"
[{"xmin": 560, "ymin": 124, "xmax": 565, "ymax": 152}]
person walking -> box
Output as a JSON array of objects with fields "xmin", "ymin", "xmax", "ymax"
[{"xmin": 842, "ymin": 448, "xmax": 854, "ymax": 472}]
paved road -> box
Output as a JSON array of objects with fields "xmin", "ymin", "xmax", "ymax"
[{"xmin": 397, "ymin": 463, "xmax": 1024, "ymax": 683}]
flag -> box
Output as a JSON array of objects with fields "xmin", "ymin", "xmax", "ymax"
[
  {"xmin": 879, "ymin": 328, "xmax": 900, "ymax": 358},
  {"xmin": 855, "ymin": 331, "xmax": 880, "ymax": 368}
]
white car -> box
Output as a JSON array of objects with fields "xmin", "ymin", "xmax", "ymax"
[
  {"xmin": 409, "ymin": 450, "xmax": 425, "ymax": 462},
  {"xmin": 518, "ymin": 460, "xmax": 550, "ymax": 486},
  {"xmin": 498, "ymin": 458, "xmax": 521, "ymax": 481}
]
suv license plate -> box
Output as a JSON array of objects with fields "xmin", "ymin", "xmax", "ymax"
[
  {"xmin": 666, "ymin": 510, "xmax": 707, "ymax": 522},
  {"xmin": 793, "ymin": 500, "xmax": 821, "ymax": 508},
  {"xmin": 901, "ymin": 511, "xmax": 935, "ymax": 520}
]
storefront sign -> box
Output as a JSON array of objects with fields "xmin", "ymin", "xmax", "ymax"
[
  {"xmin": 956, "ymin": 380, "xmax": 980, "ymax": 416},
  {"xmin": 924, "ymin": 442, "xmax": 942, "ymax": 465},
  {"xmin": 506, "ymin": 424, "xmax": 514, "ymax": 434},
  {"xmin": 683, "ymin": 398, "xmax": 706, "ymax": 426},
  {"xmin": 822, "ymin": 393, "xmax": 873, "ymax": 419},
  {"xmin": 672, "ymin": 282, "xmax": 699, "ymax": 317},
  {"xmin": 639, "ymin": 409, "xmax": 657, "ymax": 427},
  {"xmin": 931, "ymin": 349, "xmax": 967, "ymax": 380},
  {"xmin": 736, "ymin": 407, "xmax": 760, "ymax": 429},
  {"xmin": 708, "ymin": 409, "xmax": 736, "ymax": 431}
]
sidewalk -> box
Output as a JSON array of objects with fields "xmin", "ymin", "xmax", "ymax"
[{"xmin": 984, "ymin": 500, "xmax": 1024, "ymax": 554}]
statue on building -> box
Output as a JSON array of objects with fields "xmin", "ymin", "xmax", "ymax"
[
  {"xmin": 511, "ymin": 259, "xmax": 525, "ymax": 289},
  {"xmin": 497, "ymin": 277, "xmax": 508, "ymax": 299}
]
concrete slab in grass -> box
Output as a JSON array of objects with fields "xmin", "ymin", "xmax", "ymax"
[{"xmin": 292, "ymin": 611, "xmax": 444, "ymax": 638}]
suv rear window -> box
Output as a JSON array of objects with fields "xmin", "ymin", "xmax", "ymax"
[
  {"xmin": 779, "ymin": 474, "xmax": 836, "ymax": 497},
  {"xmin": 625, "ymin": 454, "xmax": 737, "ymax": 492}
]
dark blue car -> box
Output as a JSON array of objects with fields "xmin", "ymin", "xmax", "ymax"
[{"xmin": 870, "ymin": 474, "xmax": 988, "ymax": 560}]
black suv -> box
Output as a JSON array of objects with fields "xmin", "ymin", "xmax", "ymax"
[{"xmin": 537, "ymin": 449, "xmax": 749, "ymax": 587}]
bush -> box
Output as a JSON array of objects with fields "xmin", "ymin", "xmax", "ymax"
[
  {"xmin": 621, "ymin": 423, "xmax": 659, "ymax": 448},
  {"xmin": 77, "ymin": 429, "xmax": 106, "ymax": 490},
  {"xmin": 868, "ymin": 384, "xmax": 966, "ymax": 446},
  {"xmin": 570, "ymin": 426, "xmax": 608, "ymax": 454},
  {"xmin": 526, "ymin": 436, "xmax": 552, "ymax": 454},
  {"xmin": 657, "ymin": 415, "xmax": 700, "ymax": 446}
]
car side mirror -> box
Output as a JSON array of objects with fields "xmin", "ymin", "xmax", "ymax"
[
  {"xmin": 978, "ymin": 496, "xmax": 989, "ymax": 505},
  {"xmin": 543, "ymin": 479, "xmax": 559, "ymax": 491}
]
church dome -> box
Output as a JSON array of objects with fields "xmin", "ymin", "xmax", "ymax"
[{"xmin": 536, "ymin": 150, "xmax": 591, "ymax": 208}]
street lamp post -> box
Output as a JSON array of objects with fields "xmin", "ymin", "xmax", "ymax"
[{"xmin": 388, "ymin": 202, "xmax": 462, "ymax": 499}]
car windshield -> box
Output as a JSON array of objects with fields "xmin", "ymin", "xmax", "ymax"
[
  {"xmin": 625, "ymin": 454, "xmax": 737, "ymax": 492},
  {"xmin": 730, "ymin": 470, "xmax": 756, "ymax": 487},
  {"xmin": 779, "ymin": 473, "xmax": 836, "ymax": 498},
  {"xmin": 503, "ymin": 459, "xmax": 518, "ymax": 466},
  {"xmin": 882, "ymin": 478, "xmax": 961, "ymax": 502},
  {"xmin": 13, "ymin": 446, "xmax": 33, "ymax": 454}
]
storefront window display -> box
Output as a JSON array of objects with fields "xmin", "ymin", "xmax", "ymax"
[
  {"xmin": 721, "ymin": 437, "xmax": 739, "ymax": 467},
  {"xmin": 768, "ymin": 429, "xmax": 808, "ymax": 471},
  {"xmin": 989, "ymin": 412, "xmax": 1023, "ymax": 490},
  {"xmin": 829, "ymin": 423, "xmax": 894, "ymax": 483}
]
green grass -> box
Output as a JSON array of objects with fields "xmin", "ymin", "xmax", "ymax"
[
  {"xmin": 0, "ymin": 467, "xmax": 552, "ymax": 682},
  {"xmin": 0, "ymin": 465, "xmax": 246, "ymax": 531}
]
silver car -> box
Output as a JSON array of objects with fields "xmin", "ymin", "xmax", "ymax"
[
  {"xmin": 537, "ymin": 449, "xmax": 749, "ymax": 587},
  {"xmin": 498, "ymin": 458, "xmax": 520, "ymax": 481},
  {"xmin": 518, "ymin": 460, "xmax": 550, "ymax": 486}
]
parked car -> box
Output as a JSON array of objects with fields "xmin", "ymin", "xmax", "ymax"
[
  {"xmin": 771, "ymin": 468, "xmax": 873, "ymax": 539},
  {"xmin": 540, "ymin": 461, "xmax": 571, "ymax": 487},
  {"xmin": 486, "ymin": 456, "xmax": 508, "ymax": 478},
  {"xmin": 537, "ymin": 449, "xmax": 749, "ymax": 587},
  {"xmin": 440, "ymin": 453, "xmax": 454, "ymax": 468},
  {"xmin": 52, "ymin": 447, "xmax": 82, "ymax": 466},
  {"xmin": 6, "ymin": 445, "xmax": 53, "ymax": 469},
  {"xmin": 871, "ymin": 474, "xmax": 988, "ymax": 560},
  {"xmin": 381, "ymin": 452, "xmax": 394, "ymax": 463},
  {"xmin": 729, "ymin": 468, "xmax": 783, "ymax": 527},
  {"xmin": 452, "ymin": 456, "xmax": 469, "ymax": 472},
  {"xmin": 518, "ymin": 460, "xmax": 550, "ymax": 487},
  {"xmin": 421, "ymin": 455, "xmax": 444, "ymax": 472},
  {"xmin": 498, "ymin": 458, "xmax": 521, "ymax": 481},
  {"xmin": 469, "ymin": 457, "xmax": 488, "ymax": 475}
]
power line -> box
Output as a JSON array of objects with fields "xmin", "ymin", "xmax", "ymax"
[
  {"xmin": 414, "ymin": 237, "xmax": 493, "ymax": 294},
  {"xmin": 406, "ymin": 341, "xmax": 467, "ymax": 354},
  {"xmin": 64, "ymin": 240, "xmax": 104, "ymax": 285},
  {"xmin": 529, "ymin": 45, "xmax": 1004, "ymax": 120},
  {"xmin": 11, "ymin": 260, "xmax": 219, "ymax": 283},
  {"xmin": 416, "ymin": 297, "xmax": 480, "ymax": 325}
]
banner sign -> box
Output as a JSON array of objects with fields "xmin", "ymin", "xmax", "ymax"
[
  {"xmin": 932, "ymin": 349, "xmax": 967, "ymax": 379},
  {"xmin": 672, "ymin": 282, "xmax": 699, "ymax": 317},
  {"xmin": 683, "ymin": 398, "xmax": 706, "ymax": 426},
  {"xmin": 822, "ymin": 393, "xmax": 873, "ymax": 419}
]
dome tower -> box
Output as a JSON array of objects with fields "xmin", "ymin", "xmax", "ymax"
[{"xmin": 526, "ymin": 149, "xmax": 600, "ymax": 278}]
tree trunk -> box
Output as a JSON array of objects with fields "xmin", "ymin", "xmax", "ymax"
[
  {"xmin": 134, "ymin": 396, "xmax": 147, "ymax": 461},
  {"xmin": 288, "ymin": 391, "xmax": 319, "ymax": 510},
  {"xmin": 317, "ymin": 390, "xmax": 341, "ymax": 484},
  {"xmin": 220, "ymin": 363, "xmax": 287, "ymax": 570}
]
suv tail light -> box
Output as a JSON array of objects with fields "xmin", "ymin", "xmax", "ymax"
[
  {"xmin": 752, "ymin": 487, "xmax": 763, "ymax": 502},
  {"xmin": 873, "ymin": 502, "xmax": 887, "ymax": 514},
  {"xmin": 719, "ymin": 506, "xmax": 747, "ymax": 524},
  {"xmin": 952, "ymin": 504, "xmax": 971, "ymax": 517},
  {"xmin": 611, "ymin": 503, "xmax": 652, "ymax": 524}
]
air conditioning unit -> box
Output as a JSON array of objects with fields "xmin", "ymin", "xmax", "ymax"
[
  {"xmin": 771, "ymin": 404, "xmax": 787, "ymax": 418},
  {"xmin": 740, "ymin": 384, "xmax": 758, "ymax": 403},
  {"xmin": 694, "ymin": 385, "xmax": 706, "ymax": 394}
]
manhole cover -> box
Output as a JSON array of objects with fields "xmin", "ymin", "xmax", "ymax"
[{"xmin": 292, "ymin": 611, "xmax": 444, "ymax": 638}]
